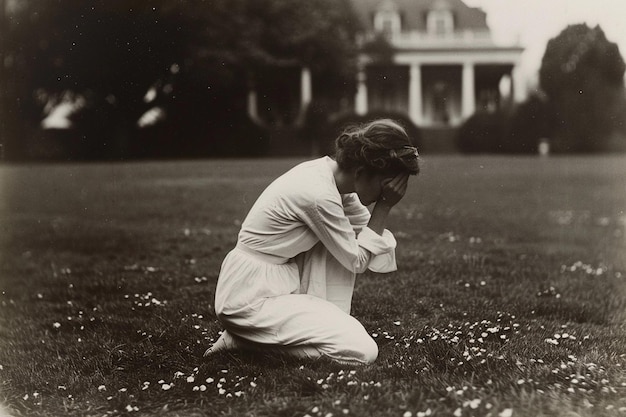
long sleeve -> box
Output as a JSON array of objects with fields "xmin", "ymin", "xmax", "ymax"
[
  {"xmin": 299, "ymin": 194, "xmax": 396, "ymax": 274},
  {"xmin": 341, "ymin": 193, "xmax": 398, "ymax": 273}
]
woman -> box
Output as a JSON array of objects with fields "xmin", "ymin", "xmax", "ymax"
[{"xmin": 205, "ymin": 119, "xmax": 420, "ymax": 365}]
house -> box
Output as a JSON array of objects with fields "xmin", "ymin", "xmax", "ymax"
[
  {"xmin": 247, "ymin": 0, "xmax": 525, "ymax": 153},
  {"xmin": 351, "ymin": 0, "xmax": 525, "ymax": 127}
]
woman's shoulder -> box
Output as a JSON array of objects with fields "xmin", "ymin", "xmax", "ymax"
[{"xmin": 277, "ymin": 157, "xmax": 340, "ymax": 206}]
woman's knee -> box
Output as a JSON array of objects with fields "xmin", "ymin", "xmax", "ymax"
[
  {"xmin": 357, "ymin": 335, "xmax": 378, "ymax": 364},
  {"xmin": 329, "ymin": 328, "xmax": 378, "ymax": 365}
]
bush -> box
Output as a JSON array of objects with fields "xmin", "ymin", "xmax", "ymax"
[
  {"xmin": 456, "ymin": 111, "xmax": 507, "ymax": 153},
  {"xmin": 208, "ymin": 115, "xmax": 270, "ymax": 157},
  {"xmin": 132, "ymin": 112, "xmax": 270, "ymax": 159},
  {"xmin": 503, "ymin": 95, "xmax": 556, "ymax": 154}
]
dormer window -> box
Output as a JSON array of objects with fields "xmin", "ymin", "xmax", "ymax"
[
  {"xmin": 374, "ymin": 0, "xmax": 401, "ymax": 36},
  {"xmin": 427, "ymin": 4, "xmax": 454, "ymax": 36}
]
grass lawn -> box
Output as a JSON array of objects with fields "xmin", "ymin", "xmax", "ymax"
[{"xmin": 0, "ymin": 155, "xmax": 625, "ymax": 417}]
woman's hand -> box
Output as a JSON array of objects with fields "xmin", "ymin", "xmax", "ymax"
[{"xmin": 378, "ymin": 173, "xmax": 409, "ymax": 207}]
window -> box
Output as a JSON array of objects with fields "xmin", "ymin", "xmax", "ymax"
[
  {"xmin": 427, "ymin": 10, "xmax": 454, "ymax": 35},
  {"xmin": 374, "ymin": 1, "xmax": 401, "ymax": 36}
]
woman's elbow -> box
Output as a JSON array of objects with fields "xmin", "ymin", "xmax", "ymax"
[{"xmin": 353, "ymin": 256, "xmax": 370, "ymax": 274}]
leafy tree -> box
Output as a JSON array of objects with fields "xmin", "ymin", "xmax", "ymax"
[
  {"xmin": 539, "ymin": 24, "xmax": 626, "ymax": 152},
  {"xmin": 1, "ymin": 0, "xmax": 360, "ymax": 159},
  {"xmin": 2, "ymin": 0, "xmax": 195, "ymax": 158}
]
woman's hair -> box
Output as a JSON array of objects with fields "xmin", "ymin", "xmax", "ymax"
[{"xmin": 334, "ymin": 119, "xmax": 420, "ymax": 176}]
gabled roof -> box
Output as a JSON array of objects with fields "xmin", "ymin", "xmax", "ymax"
[{"xmin": 350, "ymin": 0, "xmax": 489, "ymax": 32}]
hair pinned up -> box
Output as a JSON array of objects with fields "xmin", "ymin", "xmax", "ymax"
[{"xmin": 334, "ymin": 119, "xmax": 420, "ymax": 176}]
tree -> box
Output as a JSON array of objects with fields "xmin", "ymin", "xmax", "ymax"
[
  {"xmin": 1, "ymin": 0, "xmax": 361, "ymax": 160},
  {"xmin": 2, "ymin": 0, "xmax": 197, "ymax": 159},
  {"xmin": 539, "ymin": 24, "xmax": 626, "ymax": 152}
]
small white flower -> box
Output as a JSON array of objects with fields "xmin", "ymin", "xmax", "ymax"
[
  {"xmin": 98, "ymin": 385, "xmax": 106, "ymax": 392},
  {"xmin": 206, "ymin": 378, "xmax": 214, "ymax": 384},
  {"xmin": 53, "ymin": 322, "xmax": 61, "ymax": 329},
  {"xmin": 161, "ymin": 384, "xmax": 172, "ymax": 391},
  {"xmin": 186, "ymin": 376, "xmax": 195, "ymax": 383},
  {"xmin": 499, "ymin": 408, "xmax": 513, "ymax": 417},
  {"xmin": 200, "ymin": 385, "xmax": 207, "ymax": 392}
]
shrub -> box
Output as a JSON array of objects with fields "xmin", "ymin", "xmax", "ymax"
[
  {"xmin": 456, "ymin": 111, "xmax": 507, "ymax": 153},
  {"xmin": 132, "ymin": 112, "xmax": 270, "ymax": 159},
  {"xmin": 503, "ymin": 95, "xmax": 556, "ymax": 154}
]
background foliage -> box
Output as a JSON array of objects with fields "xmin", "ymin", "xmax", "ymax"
[
  {"xmin": 2, "ymin": 3, "xmax": 626, "ymax": 159},
  {"xmin": 539, "ymin": 24, "xmax": 626, "ymax": 153},
  {"xmin": 0, "ymin": 0, "xmax": 360, "ymax": 160}
]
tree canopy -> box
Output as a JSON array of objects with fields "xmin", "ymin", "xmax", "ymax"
[
  {"xmin": 539, "ymin": 23, "xmax": 626, "ymax": 152},
  {"xmin": 1, "ymin": 0, "xmax": 361, "ymax": 159}
]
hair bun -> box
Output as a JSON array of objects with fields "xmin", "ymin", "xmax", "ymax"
[{"xmin": 334, "ymin": 119, "xmax": 420, "ymax": 175}]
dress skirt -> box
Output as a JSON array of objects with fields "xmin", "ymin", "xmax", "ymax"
[{"xmin": 214, "ymin": 244, "xmax": 378, "ymax": 365}]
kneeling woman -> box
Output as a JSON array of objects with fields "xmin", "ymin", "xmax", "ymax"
[{"xmin": 206, "ymin": 119, "xmax": 420, "ymax": 365}]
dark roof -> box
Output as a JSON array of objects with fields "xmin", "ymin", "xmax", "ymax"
[{"xmin": 350, "ymin": 0, "xmax": 489, "ymax": 32}]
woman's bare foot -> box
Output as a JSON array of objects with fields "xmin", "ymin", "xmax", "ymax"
[{"xmin": 204, "ymin": 330, "xmax": 240, "ymax": 357}]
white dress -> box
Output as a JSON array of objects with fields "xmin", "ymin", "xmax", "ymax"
[{"xmin": 213, "ymin": 156, "xmax": 397, "ymax": 365}]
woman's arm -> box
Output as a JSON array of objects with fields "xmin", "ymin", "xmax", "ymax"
[
  {"xmin": 367, "ymin": 173, "xmax": 409, "ymax": 235},
  {"xmin": 300, "ymin": 173, "xmax": 408, "ymax": 274}
]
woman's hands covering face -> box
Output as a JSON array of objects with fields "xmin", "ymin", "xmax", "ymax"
[{"xmin": 378, "ymin": 173, "xmax": 409, "ymax": 207}]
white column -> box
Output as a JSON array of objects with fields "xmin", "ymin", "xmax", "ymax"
[
  {"xmin": 301, "ymin": 67, "xmax": 312, "ymax": 109},
  {"xmin": 355, "ymin": 68, "xmax": 368, "ymax": 116},
  {"xmin": 247, "ymin": 89, "xmax": 259, "ymax": 121},
  {"xmin": 511, "ymin": 65, "xmax": 526, "ymax": 103},
  {"xmin": 462, "ymin": 62, "xmax": 475, "ymax": 118},
  {"xmin": 408, "ymin": 63, "xmax": 423, "ymax": 125}
]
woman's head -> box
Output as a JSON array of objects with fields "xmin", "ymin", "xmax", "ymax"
[{"xmin": 334, "ymin": 118, "xmax": 420, "ymax": 177}]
